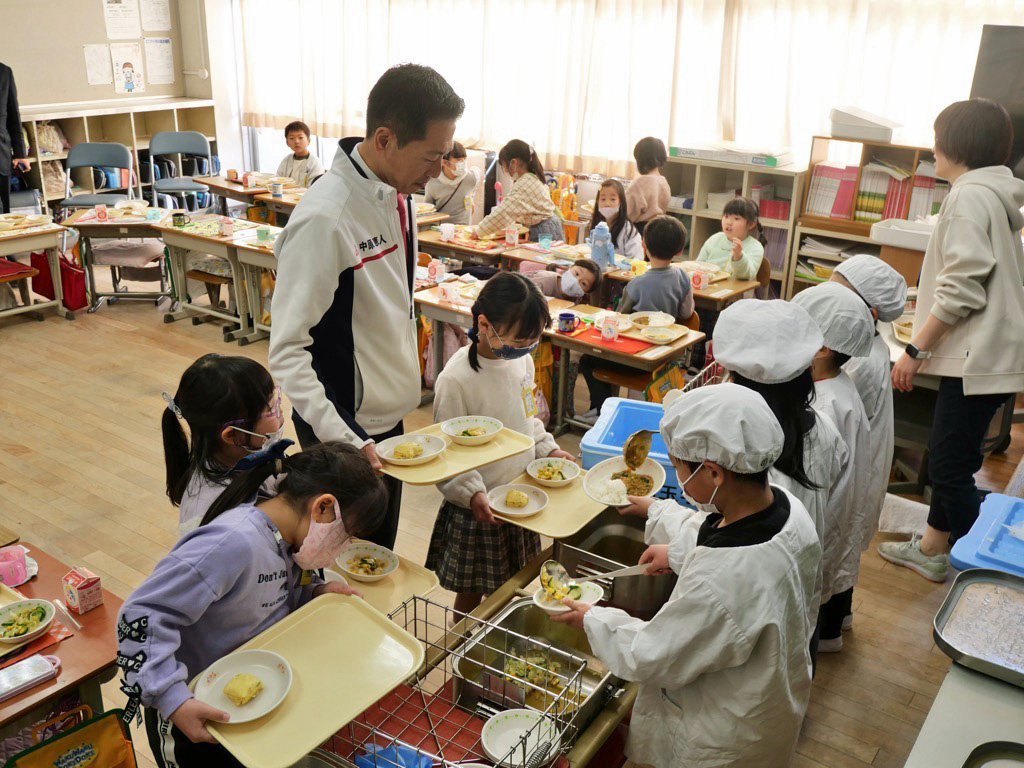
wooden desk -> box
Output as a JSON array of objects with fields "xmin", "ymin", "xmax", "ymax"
[
  {"xmin": 196, "ymin": 175, "xmax": 273, "ymax": 215},
  {"xmin": 151, "ymin": 215, "xmax": 259, "ymax": 342},
  {"xmin": 0, "ymin": 542, "xmax": 122, "ymax": 731},
  {"xmin": 417, "ymin": 229, "xmax": 507, "ymax": 266},
  {"xmin": 606, "ymin": 267, "xmax": 760, "ymax": 310},
  {"xmin": 231, "ymin": 230, "xmax": 283, "ymax": 345},
  {"xmin": 253, "ymin": 192, "xmax": 449, "ymax": 230},
  {"xmin": 63, "ymin": 208, "xmax": 174, "ymax": 312},
  {"xmin": 415, "ymin": 212, "xmax": 450, "ymax": 230},
  {"xmin": 0, "ymin": 224, "xmax": 73, "ymax": 322}
]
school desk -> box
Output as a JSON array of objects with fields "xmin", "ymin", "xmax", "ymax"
[
  {"xmin": 0, "ymin": 224, "xmax": 74, "ymax": 322},
  {"xmin": 416, "ymin": 229, "xmax": 507, "ymax": 266},
  {"xmin": 62, "ymin": 209, "xmax": 174, "ymax": 312},
  {"xmin": 254, "ymin": 191, "xmax": 450, "ymax": 230},
  {"xmin": 150, "ymin": 215, "xmax": 256, "ymax": 342},
  {"xmin": 196, "ymin": 175, "xmax": 274, "ymax": 215},
  {"xmin": 231, "ymin": 228, "xmax": 284, "ymax": 345},
  {"xmin": 0, "ymin": 542, "xmax": 122, "ymax": 736},
  {"xmin": 604, "ymin": 266, "xmax": 760, "ymax": 311}
]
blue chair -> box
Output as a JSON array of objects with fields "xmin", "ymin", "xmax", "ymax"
[
  {"xmin": 61, "ymin": 142, "xmax": 134, "ymax": 209},
  {"xmin": 149, "ymin": 131, "xmax": 211, "ymax": 208}
]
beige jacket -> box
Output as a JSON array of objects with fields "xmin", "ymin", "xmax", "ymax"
[{"xmin": 914, "ymin": 166, "xmax": 1024, "ymax": 395}]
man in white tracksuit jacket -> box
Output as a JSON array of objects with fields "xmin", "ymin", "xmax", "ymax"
[{"xmin": 269, "ymin": 65, "xmax": 464, "ymax": 547}]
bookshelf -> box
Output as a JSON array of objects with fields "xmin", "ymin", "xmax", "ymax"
[
  {"xmin": 660, "ymin": 155, "xmax": 807, "ymax": 298},
  {"xmin": 19, "ymin": 97, "xmax": 218, "ymax": 214}
]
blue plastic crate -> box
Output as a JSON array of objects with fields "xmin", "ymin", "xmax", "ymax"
[
  {"xmin": 951, "ymin": 493, "xmax": 1024, "ymax": 577},
  {"xmin": 580, "ymin": 398, "xmax": 682, "ymax": 501}
]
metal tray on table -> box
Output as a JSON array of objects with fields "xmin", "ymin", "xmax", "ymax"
[{"xmin": 933, "ymin": 568, "xmax": 1024, "ymax": 689}]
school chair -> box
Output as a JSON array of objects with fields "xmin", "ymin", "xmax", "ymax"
[
  {"xmin": 83, "ymin": 238, "xmax": 171, "ymax": 313},
  {"xmin": 754, "ymin": 256, "xmax": 773, "ymax": 299},
  {"xmin": 59, "ymin": 142, "xmax": 134, "ymax": 210},
  {"xmin": 149, "ymin": 131, "xmax": 212, "ymax": 209}
]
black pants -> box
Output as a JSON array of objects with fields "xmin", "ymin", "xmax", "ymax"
[
  {"xmin": 578, "ymin": 354, "xmax": 621, "ymax": 412},
  {"xmin": 818, "ymin": 587, "xmax": 853, "ymax": 641},
  {"xmin": 926, "ymin": 376, "xmax": 1009, "ymax": 544},
  {"xmin": 145, "ymin": 707, "xmax": 244, "ymax": 768},
  {"xmin": 292, "ymin": 412, "xmax": 403, "ymax": 549},
  {"xmin": 0, "ymin": 175, "xmax": 10, "ymax": 215}
]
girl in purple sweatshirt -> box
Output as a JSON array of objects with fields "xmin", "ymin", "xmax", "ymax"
[{"xmin": 118, "ymin": 442, "xmax": 386, "ymax": 768}]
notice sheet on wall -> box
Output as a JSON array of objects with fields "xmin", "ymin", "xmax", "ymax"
[
  {"xmin": 84, "ymin": 44, "xmax": 114, "ymax": 85},
  {"xmin": 140, "ymin": 0, "xmax": 172, "ymax": 31},
  {"xmin": 102, "ymin": 0, "xmax": 142, "ymax": 39},
  {"xmin": 144, "ymin": 37, "xmax": 175, "ymax": 84}
]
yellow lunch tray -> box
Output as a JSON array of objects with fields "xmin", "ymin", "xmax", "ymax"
[
  {"xmin": 381, "ymin": 424, "xmax": 534, "ymax": 486},
  {"xmin": 617, "ymin": 323, "xmax": 694, "ymax": 345},
  {"xmin": 326, "ymin": 553, "xmax": 439, "ymax": 615},
  {"xmin": 196, "ymin": 594, "xmax": 424, "ymax": 768},
  {"xmin": 492, "ymin": 470, "xmax": 606, "ymax": 539}
]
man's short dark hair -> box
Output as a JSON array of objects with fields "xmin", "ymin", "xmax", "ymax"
[
  {"xmin": 284, "ymin": 121, "xmax": 310, "ymax": 139},
  {"xmin": 934, "ymin": 98, "xmax": 1013, "ymax": 170},
  {"xmin": 643, "ymin": 215, "xmax": 687, "ymax": 261},
  {"xmin": 367, "ymin": 64, "xmax": 465, "ymax": 147},
  {"xmin": 634, "ymin": 137, "xmax": 668, "ymax": 174}
]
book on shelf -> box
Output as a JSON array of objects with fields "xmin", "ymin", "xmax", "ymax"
[
  {"xmin": 751, "ymin": 182, "xmax": 775, "ymax": 204},
  {"xmin": 805, "ymin": 162, "xmax": 857, "ymax": 219},
  {"xmin": 854, "ymin": 160, "xmax": 909, "ymax": 223},
  {"xmin": 669, "ymin": 141, "xmax": 793, "ymax": 167},
  {"xmin": 706, "ymin": 189, "xmax": 741, "ymax": 214},
  {"xmin": 760, "ymin": 198, "xmax": 790, "ymax": 220},
  {"xmin": 764, "ymin": 226, "xmax": 788, "ymax": 270}
]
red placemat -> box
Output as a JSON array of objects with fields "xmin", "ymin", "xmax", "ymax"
[
  {"xmin": 0, "ymin": 621, "xmax": 74, "ymax": 669},
  {"xmin": 573, "ymin": 327, "xmax": 653, "ymax": 354}
]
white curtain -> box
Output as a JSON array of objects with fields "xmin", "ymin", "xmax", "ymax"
[{"xmin": 238, "ymin": 0, "xmax": 1024, "ymax": 176}]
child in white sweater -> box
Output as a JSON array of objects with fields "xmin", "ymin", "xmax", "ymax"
[
  {"xmin": 426, "ymin": 272, "xmax": 576, "ymax": 613},
  {"xmin": 586, "ymin": 179, "xmax": 642, "ymax": 262},
  {"xmin": 275, "ymin": 121, "xmax": 325, "ymax": 187}
]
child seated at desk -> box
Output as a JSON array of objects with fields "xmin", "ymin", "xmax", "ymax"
[
  {"xmin": 423, "ymin": 141, "xmax": 480, "ymax": 225},
  {"xmin": 526, "ymin": 258, "xmax": 601, "ymax": 301},
  {"xmin": 578, "ymin": 215, "xmax": 693, "ymax": 424},
  {"xmin": 276, "ymin": 121, "xmax": 325, "ymax": 187},
  {"xmin": 696, "ymin": 196, "xmax": 766, "ymax": 280},
  {"xmin": 585, "ymin": 179, "xmax": 642, "ymax": 262},
  {"xmin": 469, "ymin": 139, "xmax": 562, "ymax": 241}
]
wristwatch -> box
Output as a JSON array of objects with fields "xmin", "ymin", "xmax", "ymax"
[{"xmin": 905, "ymin": 343, "xmax": 932, "ymax": 360}]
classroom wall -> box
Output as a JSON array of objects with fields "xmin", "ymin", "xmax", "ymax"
[{"xmin": 0, "ymin": 0, "xmax": 185, "ymax": 105}]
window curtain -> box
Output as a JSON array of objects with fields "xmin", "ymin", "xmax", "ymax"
[{"xmin": 238, "ymin": 0, "xmax": 1024, "ymax": 177}]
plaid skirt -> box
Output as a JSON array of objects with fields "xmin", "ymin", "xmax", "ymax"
[{"xmin": 426, "ymin": 501, "xmax": 541, "ymax": 594}]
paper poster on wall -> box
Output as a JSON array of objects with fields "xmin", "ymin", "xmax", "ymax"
[
  {"xmin": 102, "ymin": 0, "xmax": 142, "ymax": 39},
  {"xmin": 83, "ymin": 44, "xmax": 114, "ymax": 85},
  {"xmin": 144, "ymin": 37, "xmax": 175, "ymax": 84},
  {"xmin": 140, "ymin": 0, "xmax": 171, "ymax": 31},
  {"xmin": 110, "ymin": 43, "xmax": 146, "ymax": 94}
]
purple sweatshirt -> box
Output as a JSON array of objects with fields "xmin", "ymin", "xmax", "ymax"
[{"xmin": 117, "ymin": 504, "xmax": 320, "ymax": 718}]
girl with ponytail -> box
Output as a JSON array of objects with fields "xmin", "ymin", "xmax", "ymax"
[
  {"xmin": 162, "ymin": 354, "xmax": 287, "ymax": 535},
  {"xmin": 470, "ymin": 139, "xmax": 564, "ymax": 243},
  {"xmin": 118, "ymin": 442, "xmax": 386, "ymax": 766},
  {"xmin": 426, "ymin": 272, "xmax": 575, "ymax": 614},
  {"xmin": 696, "ymin": 196, "xmax": 767, "ymax": 280}
]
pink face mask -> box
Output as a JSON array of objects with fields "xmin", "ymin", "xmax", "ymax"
[{"xmin": 293, "ymin": 499, "xmax": 351, "ymax": 570}]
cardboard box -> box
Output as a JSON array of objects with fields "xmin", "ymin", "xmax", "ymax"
[{"xmin": 62, "ymin": 566, "xmax": 103, "ymax": 615}]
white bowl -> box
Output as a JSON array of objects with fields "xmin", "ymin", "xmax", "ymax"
[
  {"xmin": 336, "ymin": 541, "xmax": 399, "ymax": 583},
  {"xmin": 641, "ymin": 326, "xmax": 682, "ymax": 345},
  {"xmin": 193, "ymin": 649, "xmax": 292, "ymax": 724},
  {"xmin": 114, "ymin": 200, "xmax": 150, "ymax": 211},
  {"xmin": 377, "ymin": 434, "xmax": 446, "ymax": 466},
  {"xmin": 482, "ymin": 709, "xmax": 561, "ymax": 768},
  {"xmin": 323, "ymin": 569, "xmax": 348, "ymax": 586},
  {"xmin": 593, "ymin": 312, "xmax": 633, "ymax": 333},
  {"xmin": 441, "ymin": 416, "xmax": 503, "ymax": 446},
  {"xmin": 489, "ymin": 484, "xmax": 548, "ymax": 518},
  {"xmin": 533, "ymin": 581, "xmax": 603, "ymax": 615},
  {"xmin": 526, "ymin": 458, "xmax": 581, "ymax": 488},
  {"xmin": 582, "ymin": 456, "xmax": 666, "ymax": 507},
  {"xmin": 0, "ymin": 599, "xmax": 55, "ymax": 645},
  {"xmin": 24, "ymin": 214, "xmax": 52, "ymax": 224},
  {"xmin": 630, "ymin": 311, "xmax": 674, "ymax": 328}
]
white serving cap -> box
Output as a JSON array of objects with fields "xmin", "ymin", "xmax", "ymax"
[
  {"xmin": 834, "ymin": 254, "xmax": 908, "ymax": 322},
  {"xmin": 713, "ymin": 299, "xmax": 823, "ymax": 384},
  {"xmin": 791, "ymin": 282, "xmax": 874, "ymax": 357}
]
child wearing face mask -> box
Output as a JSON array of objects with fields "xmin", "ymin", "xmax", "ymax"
[
  {"xmin": 426, "ymin": 272, "xmax": 576, "ymax": 614},
  {"xmin": 696, "ymin": 196, "xmax": 766, "ymax": 280},
  {"xmin": 526, "ymin": 258, "xmax": 602, "ymax": 301},
  {"xmin": 587, "ymin": 179, "xmax": 642, "ymax": 261},
  {"xmin": 470, "ymin": 139, "xmax": 562, "ymax": 242},
  {"xmin": 423, "ymin": 141, "xmax": 480, "ymax": 225},
  {"xmin": 118, "ymin": 442, "xmax": 384, "ymax": 768},
  {"xmin": 162, "ymin": 354, "xmax": 290, "ymax": 537}
]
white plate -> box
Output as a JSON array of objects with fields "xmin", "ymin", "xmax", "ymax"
[
  {"xmin": 323, "ymin": 569, "xmax": 348, "ymax": 586},
  {"xmin": 629, "ymin": 311, "xmax": 674, "ymax": 328},
  {"xmin": 641, "ymin": 326, "xmax": 683, "ymax": 345},
  {"xmin": 416, "ymin": 203, "xmax": 437, "ymax": 215},
  {"xmin": 526, "ymin": 458, "xmax": 581, "ymax": 488},
  {"xmin": 482, "ymin": 709, "xmax": 561, "ymax": 768},
  {"xmin": 0, "ymin": 599, "xmax": 55, "ymax": 645},
  {"xmin": 593, "ymin": 312, "xmax": 633, "ymax": 333},
  {"xmin": 194, "ymin": 649, "xmax": 292, "ymax": 724},
  {"xmin": 377, "ymin": 434, "xmax": 446, "ymax": 466},
  {"xmin": 336, "ymin": 541, "xmax": 399, "ymax": 583},
  {"xmin": 267, "ymin": 176, "xmax": 294, "ymax": 185},
  {"xmin": 679, "ymin": 260, "xmax": 720, "ymax": 275},
  {"xmin": 114, "ymin": 200, "xmax": 149, "ymax": 210},
  {"xmin": 441, "ymin": 416, "xmax": 503, "ymax": 446},
  {"xmin": 582, "ymin": 456, "xmax": 666, "ymax": 507},
  {"xmin": 489, "ymin": 484, "xmax": 548, "ymax": 518},
  {"xmin": 533, "ymin": 581, "xmax": 603, "ymax": 614}
]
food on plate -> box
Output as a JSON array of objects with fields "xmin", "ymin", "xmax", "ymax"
[
  {"xmin": 534, "ymin": 462, "xmax": 567, "ymax": 482},
  {"xmin": 505, "ymin": 490, "xmax": 529, "ymax": 508},
  {"xmin": 346, "ymin": 555, "xmax": 389, "ymax": 575},
  {"xmin": 392, "ymin": 442, "xmax": 424, "ymax": 459},
  {"xmin": 0, "ymin": 605, "xmax": 47, "ymax": 638},
  {"xmin": 223, "ymin": 673, "xmax": 264, "ymax": 706},
  {"xmin": 592, "ymin": 478, "xmax": 629, "ymax": 506},
  {"xmin": 539, "ymin": 563, "xmax": 582, "ymax": 602},
  {"xmin": 611, "ymin": 469, "xmax": 654, "ymax": 497},
  {"xmin": 460, "ymin": 426, "xmax": 488, "ymax": 437}
]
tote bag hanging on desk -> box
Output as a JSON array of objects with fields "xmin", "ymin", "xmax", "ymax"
[
  {"xmin": 30, "ymin": 251, "xmax": 87, "ymax": 311},
  {"xmin": 4, "ymin": 707, "xmax": 137, "ymax": 768}
]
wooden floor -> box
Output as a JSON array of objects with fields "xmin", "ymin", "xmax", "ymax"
[{"xmin": 1, "ymin": 291, "xmax": 1020, "ymax": 768}]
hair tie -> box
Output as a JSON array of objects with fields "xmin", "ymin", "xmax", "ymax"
[
  {"xmin": 467, "ymin": 327, "xmax": 479, "ymax": 342},
  {"xmin": 162, "ymin": 392, "xmax": 183, "ymax": 419}
]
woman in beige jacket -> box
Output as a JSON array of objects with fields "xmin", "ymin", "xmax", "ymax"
[{"xmin": 881, "ymin": 98, "xmax": 1024, "ymax": 582}]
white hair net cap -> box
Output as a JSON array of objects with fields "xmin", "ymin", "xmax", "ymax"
[
  {"xmin": 791, "ymin": 282, "xmax": 874, "ymax": 357},
  {"xmin": 659, "ymin": 383, "xmax": 784, "ymax": 473},
  {"xmin": 834, "ymin": 254, "xmax": 908, "ymax": 322},
  {"xmin": 713, "ymin": 299, "xmax": 823, "ymax": 384}
]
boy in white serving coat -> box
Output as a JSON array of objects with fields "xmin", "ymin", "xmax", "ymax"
[{"xmin": 553, "ymin": 384, "xmax": 821, "ymax": 768}]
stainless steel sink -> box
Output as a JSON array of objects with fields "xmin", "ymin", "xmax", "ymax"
[{"xmin": 554, "ymin": 507, "xmax": 677, "ymax": 620}]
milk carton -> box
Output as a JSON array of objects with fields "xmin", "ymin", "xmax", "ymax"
[{"xmin": 62, "ymin": 566, "xmax": 103, "ymax": 615}]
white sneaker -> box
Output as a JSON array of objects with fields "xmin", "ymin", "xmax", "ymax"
[
  {"xmin": 818, "ymin": 636, "xmax": 843, "ymax": 653},
  {"xmin": 842, "ymin": 614, "xmax": 853, "ymax": 632},
  {"xmin": 577, "ymin": 408, "xmax": 599, "ymax": 426}
]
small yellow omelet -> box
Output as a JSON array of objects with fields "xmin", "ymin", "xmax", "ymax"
[
  {"xmin": 506, "ymin": 490, "xmax": 529, "ymax": 508},
  {"xmin": 393, "ymin": 442, "xmax": 424, "ymax": 459},
  {"xmin": 223, "ymin": 673, "xmax": 263, "ymax": 706}
]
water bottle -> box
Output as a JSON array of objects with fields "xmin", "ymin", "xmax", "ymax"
[{"xmin": 587, "ymin": 221, "xmax": 615, "ymax": 272}]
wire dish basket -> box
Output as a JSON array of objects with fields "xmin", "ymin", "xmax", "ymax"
[
  {"xmin": 682, "ymin": 360, "xmax": 729, "ymax": 391},
  {"xmin": 325, "ymin": 596, "xmax": 587, "ymax": 768}
]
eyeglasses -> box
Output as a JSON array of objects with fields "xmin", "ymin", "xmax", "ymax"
[{"xmin": 221, "ymin": 385, "xmax": 283, "ymax": 430}]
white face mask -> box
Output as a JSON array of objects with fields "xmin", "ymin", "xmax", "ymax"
[
  {"xmin": 455, "ymin": 161, "xmax": 467, "ymax": 174},
  {"xmin": 559, "ymin": 269, "xmax": 585, "ymax": 299},
  {"xmin": 230, "ymin": 424, "xmax": 285, "ymax": 453},
  {"xmin": 678, "ymin": 461, "xmax": 722, "ymax": 516},
  {"xmin": 598, "ymin": 206, "xmax": 618, "ymax": 220},
  {"xmin": 293, "ymin": 499, "xmax": 352, "ymax": 570}
]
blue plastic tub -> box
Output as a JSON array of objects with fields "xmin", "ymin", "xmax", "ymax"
[
  {"xmin": 580, "ymin": 398, "xmax": 682, "ymax": 501},
  {"xmin": 950, "ymin": 493, "xmax": 1024, "ymax": 577}
]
